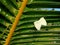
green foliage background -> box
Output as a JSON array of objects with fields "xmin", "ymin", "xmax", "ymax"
[{"xmin": 0, "ymin": 0, "xmax": 60, "ymax": 45}]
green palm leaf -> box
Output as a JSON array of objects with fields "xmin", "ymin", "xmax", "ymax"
[{"xmin": 0, "ymin": 0, "xmax": 60, "ymax": 45}]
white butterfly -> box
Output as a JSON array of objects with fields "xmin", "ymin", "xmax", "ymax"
[{"xmin": 34, "ymin": 17, "xmax": 47, "ymax": 31}]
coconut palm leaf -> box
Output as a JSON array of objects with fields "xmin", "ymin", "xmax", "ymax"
[{"xmin": 0, "ymin": 0, "xmax": 60, "ymax": 45}]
